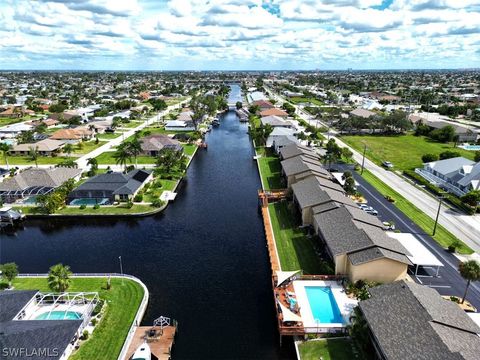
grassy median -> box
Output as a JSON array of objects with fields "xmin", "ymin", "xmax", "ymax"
[{"xmin": 10, "ymin": 277, "xmax": 144, "ymax": 360}]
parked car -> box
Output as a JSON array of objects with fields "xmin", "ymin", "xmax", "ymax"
[
  {"xmin": 382, "ymin": 161, "xmax": 394, "ymax": 168},
  {"xmin": 365, "ymin": 209, "xmax": 378, "ymax": 216},
  {"xmin": 358, "ymin": 204, "xmax": 370, "ymax": 209},
  {"xmin": 383, "ymin": 221, "xmax": 395, "ymax": 230}
]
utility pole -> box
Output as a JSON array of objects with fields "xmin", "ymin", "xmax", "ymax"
[
  {"xmin": 432, "ymin": 196, "xmax": 444, "ymax": 236},
  {"xmin": 119, "ymin": 256, "xmax": 124, "ymax": 283},
  {"xmin": 360, "ymin": 144, "xmax": 367, "ymax": 175}
]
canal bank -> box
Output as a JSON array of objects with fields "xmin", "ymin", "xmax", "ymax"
[{"xmin": 0, "ymin": 86, "xmax": 295, "ymax": 360}]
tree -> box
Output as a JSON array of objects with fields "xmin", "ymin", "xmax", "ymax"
[
  {"xmin": 156, "ymin": 148, "xmax": 185, "ymax": 174},
  {"xmin": 29, "ymin": 146, "xmax": 39, "ymax": 168},
  {"xmin": 0, "ymin": 143, "xmax": 11, "ymax": 171},
  {"xmin": 474, "ymin": 151, "xmax": 480, "ymax": 162},
  {"xmin": 439, "ymin": 150, "xmax": 460, "ymax": 160},
  {"xmin": 148, "ymin": 98, "xmax": 167, "ymax": 111},
  {"xmin": 1, "ymin": 262, "xmax": 19, "ymax": 288},
  {"xmin": 48, "ymin": 263, "xmax": 72, "ymax": 292},
  {"xmin": 18, "ymin": 130, "xmax": 34, "ymax": 144},
  {"xmin": 113, "ymin": 143, "xmax": 131, "ymax": 171},
  {"xmin": 248, "ymin": 104, "xmax": 260, "ymax": 114},
  {"xmin": 422, "ymin": 153, "xmax": 438, "ymax": 163},
  {"xmin": 458, "ymin": 260, "xmax": 480, "ymax": 304},
  {"xmin": 430, "ymin": 125, "xmax": 456, "ymax": 143},
  {"xmin": 461, "ymin": 190, "xmax": 480, "ymax": 212},
  {"xmin": 282, "ymin": 102, "xmax": 296, "ymax": 116},
  {"xmin": 126, "ymin": 137, "xmax": 143, "ymax": 168},
  {"xmin": 235, "ymin": 101, "xmax": 242, "ymax": 110},
  {"xmin": 343, "ymin": 172, "xmax": 356, "ymax": 195},
  {"xmin": 63, "ymin": 143, "xmax": 74, "ymax": 157},
  {"xmin": 341, "ymin": 147, "xmax": 353, "ymax": 162},
  {"xmin": 87, "ymin": 157, "xmax": 98, "ymax": 177}
]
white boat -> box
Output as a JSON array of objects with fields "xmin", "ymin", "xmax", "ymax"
[{"xmin": 131, "ymin": 342, "xmax": 151, "ymax": 360}]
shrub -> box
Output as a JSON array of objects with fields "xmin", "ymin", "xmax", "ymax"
[
  {"xmin": 133, "ymin": 194, "xmax": 143, "ymax": 202},
  {"xmin": 92, "ymin": 300, "xmax": 104, "ymax": 316},
  {"xmin": 93, "ymin": 204, "xmax": 100, "ymax": 210},
  {"xmin": 421, "ymin": 153, "xmax": 438, "ymax": 163},
  {"xmin": 81, "ymin": 330, "xmax": 89, "ymax": 340},
  {"xmin": 475, "ymin": 151, "xmax": 480, "ymax": 162},
  {"xmin": 126, "ymin": 201, "xmax": 134, "ymax": 209},
  {"xmin": 439, "ymin": 150, "xmax": 460, "ymax": 160},
  {"xmin": 91, "ymin": 318, "xmax": 97, "ymax": 326},
  {"xmin": 151, "ymin": 199, "xmax": 164, "ymax": 208},
  {"xmin": 79, "ymin": 204, "xmax": 86, "ymax": 210}
]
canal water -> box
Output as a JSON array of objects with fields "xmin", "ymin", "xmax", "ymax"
[{"xmin": 0, "ymin": 86, "xmax": 295, "ymax": 359}]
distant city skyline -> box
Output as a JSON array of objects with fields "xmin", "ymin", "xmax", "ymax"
[{"xmin": 0, "ymin": 0, "xmax": 479, "ymax": 71}]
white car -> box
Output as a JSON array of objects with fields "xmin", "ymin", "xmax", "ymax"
[{"xmin": 382, "ymin": 161, "xmax": 394, "ymax": 168}]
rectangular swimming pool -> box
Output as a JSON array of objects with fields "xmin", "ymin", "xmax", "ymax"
[{"xmin": 305, "ymin": 286, "xmax": 343, "ymax": 324}]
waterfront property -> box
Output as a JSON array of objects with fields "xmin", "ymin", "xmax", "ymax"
[
  {"xmin": 260, "ymin": 108, "xmax": 289, "ymax": 118},
  {"xmin": 360, "ymin": 280, "xmax": 480, "ymax": 360},
  {"xmin": 416, "ymin": 156, "xmax": 480, "ymax": 196},
  {"xmin": 281, "ymin": 155, "xmax": 331, "ymax": 188},
  {"xmin": 0, "ymin": 167, "xmax": 82, "ymax": 203},
  {"xmin": 266, "ymin": 127, "xmax": 298, "ymax": 153},
  {"xmin": 68, "ymin": 169, "xmax": 152, "ymax": 203},
  {"xmin": 165, "ymin": 120, "xmax": 195, "ymax": 132},
  {"xmin": 0, "ymin": 290, "xmax": 98, "ymax": 360},
  {"xmin": 261, "ymin": 115, "xmax": 292, "ymax": 128},
  {"xmin": 140, "ymin": 134, "xmax": 183, "ymax": 156}
]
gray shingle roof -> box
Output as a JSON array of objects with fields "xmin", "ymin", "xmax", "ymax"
[
  {"xmin": 140, "ymin": 134, "xmax": 182, "ymax": 152},
  {"xmin": 0, "ymin": 167, "xmax": 82, "ymax": 192},
  {"xmin": 292, "ymin": 176, "xmax": 352, "ymax": 210},
  {"xmin": 281, "ymin": 155, "xmax": 329, "ymax": 178},
  {"xmin": 279, "ymin": 143, "xmax": 319, "ymax": 160},
  {"xmin": 360, "ymin": 281, "xmax": 480, "ymax": 360},
  {"xmin": 0, "ymin": 290, "xmax": 82, "ymax": 360}
]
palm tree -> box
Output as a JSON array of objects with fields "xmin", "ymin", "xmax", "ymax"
[
  {"xmin": 0, "ymin": 143, "xmax": 11, "ymax": 171},
  {"xmin": 63, "ymin": 143, "xmax": 74, "ymax": 158},
  {"xmin": 459, "ymin": 260, "xmax": 480, "ymax": 304},
  {"xmin": 29, "ymin": 146, "xmax": 39, "ymax": 168},
  {"xmin": 47, "ymin": 263, "xmax": 72, "ymax": 292},
  {"xmin": 113, "ymin": 143, "xmax": 131, "ymax": 171},
  {"xmin": 126, "ymin": 137, "xmax": 143, "ymax": 169}
]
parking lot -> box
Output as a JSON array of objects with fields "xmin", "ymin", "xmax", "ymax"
[{"xmin": 336, "ymin": 164, "xmax": 480, "ymax": 309}]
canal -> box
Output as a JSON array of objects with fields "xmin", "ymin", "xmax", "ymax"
[{"xmin": 0, "ymin": 85, "xmax": 295, "ymax": 359}]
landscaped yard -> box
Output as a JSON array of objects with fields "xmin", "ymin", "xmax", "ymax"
[
  {"xmin": 16, "ymin": 204, "xmax": 158, "ymax": 215},
  {"xmin": 95, "ymin": 144, "xmax": 196, "ymax": 165},
  {"xmin": 289, "ymin": 97, "xmax": 324, "ymax": 106},
  {"xmin": 1, "ymin": 155, "xmax": 72, "ymax": 166},
  {"xmin": 143, "ymin": 178, "xmax": 178, "ymax": 203},
  {"xmin": 96, "ymin": 132, "xmax": 122, "ymax": 140},
  {"xmin": 298, "ymin": 338, "xmax": 358, "ymax": 360},
  {"xmin": 268, "ymin": 201, "xmax": 334, "ymax": 274},
  {"xmin": 342, "ymin": 134, "xmax": 475, "ymax": 171},
  {"xmin": 360, "ymin": 169, "xmax": 473, "ymax": 254},
  {"xmin": 73, "ymin": 140, "xmax": 108, "ymax": 155},
  {"xmin": 256, "ymin": 147, "xmax": 283, "ymax": 190},
  {"xmin": 9, "ymin": 277, "xmax": 144, "ymax": 360},
  {"xmin": 0, "ymin": 117, "xmax": 25, "ymax": 127}
]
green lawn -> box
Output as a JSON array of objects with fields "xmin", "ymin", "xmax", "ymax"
[
  {"xmin": 0, "ymin": 117, "xmax": 25, "ymax": 127},
  {"xmin": 143, "ymin": 179, "xmax": 178, "ymax": 203},
  {"xmin": 361, "ymin": 169, "xmax": 473, "ymax": 254},
  {"xmin": 342, "ymin": 134, "xmax": 475, "ymax": 171},
  {"xmin": 73, "ymin": 140, "xmax": 108, "ymax": 155},
  {"xmin": 96, "ymin": 132, "xmax": 122, "ymax": 140},
  {"xmin": 118, "ymin": 121, "xmax": 143, "ymax": 129},
  {"xmin": 17, "ymin": 204, "xmax": 158, "ymax": 216},
  {"xmin": 256, "ymin": 147, "xmax": 283, "ymax": 190},
  {"xmin": 290, "ymin": 97, "xmax": 324, "ymax": 106},
  {"xmin": 9, "ymin": 277, "xmax": 144, "ymax": 360},
  {"xmin": 299, "ymin": 339, "xmax": 358, "ymax": 360},
  {"xmin": 183, "ymin": 144, "xmax": 197, "ymax": 156},
  {"xmin": 268, "ymin": 201, "xmax": 334, "ymax": 274},
  {"xmin": 1, "ymin": 156, "xmax": 71, "ymax": 166},
  {"xmin": 95, "ymin": 144, "xmax": 196, "ymax": 165}
]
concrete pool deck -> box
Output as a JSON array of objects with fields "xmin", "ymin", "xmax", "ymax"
[{"xmin": 292, "ymin": 280, "xmax": 357, "ymax": 330}]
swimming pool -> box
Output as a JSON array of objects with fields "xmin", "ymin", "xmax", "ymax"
[
  {"xmin": 70, "ymin": 198, "xmax": 110, "ymax": 206},
  {"xmin": 35, "ymin": 311, "xmax": 83, "ymax": 320},
  {"xmin": 461, "ymin": 145, "xmax": 480, "ymax": 151},
  {"xmin": 305, "ymin": 286, "xmax": 343, "ymax": 324}
]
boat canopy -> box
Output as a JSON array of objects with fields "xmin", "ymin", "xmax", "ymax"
[{"xmin": 275, "ymin": 270, "xmax": 301, "ymax": 287}]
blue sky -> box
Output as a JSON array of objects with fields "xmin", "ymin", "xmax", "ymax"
[{"xmin": 0, "ymin": 0, "xmax": 479, "ymax": 70}]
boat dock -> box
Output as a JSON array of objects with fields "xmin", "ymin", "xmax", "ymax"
[{"xmin": 124, "ymin": 324, "xmax": 177, "ymax": 360}]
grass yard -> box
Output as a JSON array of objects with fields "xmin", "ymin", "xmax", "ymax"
[
  {"xmin": 95, "ymin": 144, "xmax": 196, "ymax": 165},
  {"xmin": 17, "ymin": 204, "xmax": 157, "ymax": 215},
  {"xmin": 361, "ymin": 169, "xmax": 473, "ymax": 254},
  {"xmin": 96, "ymin": 132, "xmax": 122, "ymax": 140},
  {"xmin": 73, "ymin": 140, "xmax": 108, "ymax": 155},
  {"xmin": 290, "ymin": 97, "xmax": 324, "ymax": 106},
  {"xmin": 143, "ymin": 178, "xmax": 178, "ymax": 203},
  {"xmin": 268, "ymin": 201, "xmax": 334, "ymax": 274},
  {"xmin": 1, "ymin": 155, "xmax": 71, "ymax": 166},
  {"xmin": 0, "ymin": 117, "xmax": 25, "ymax": 127},
  {"xmin": 342, "ymin": 134, "xmax": 475, "ymax": 171},
  {"xmin": 9, "ymin": 277, "xmax": 144, "ymax": 360},
  {"xmin": 298, "ymin": 338, "xmax": 358, "ymax": 360},
  {"xmin": 256, "ymin": 147, "xmax": 284, "ymax": 190}
]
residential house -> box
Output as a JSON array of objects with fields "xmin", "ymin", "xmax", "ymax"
[
  {"xmin": 261, "ymin": 115, "xmax": 292, "ymax": 128},
  {"xmin": 359, "ymin": 280, "xmax": 480, "ymax": 360},
  {"xmin": 260, "ymin": 108, "xmax": 289, "ymax": 118},
  {"xmin": 10, "ymin": 139, "xmax": 65, "ymax": 156},
  {"xmin": 140, "ymin": 134, "xmax": 183, "ymax": 156},
  {"xmin": 50, "ymin": 128, "xmax": 94, "ymax": 143},
  {"xmin": 0, "ymin": 123, "xmax": 34, "ymax": 138},
  {"xmin": 417, "ymin": 157, "xmax": 480, "ymax": 196},
  {"xmin": 165, "ymin": 120, "xmax": 195, "ymax": 132},
  {"xmin": 252, "ymin": 100, "xmax": 275, "ymax": 111},
  {"xmin": 291, "ymin": 175, "xmax": 353, "ymax": 226},
  {"xmin": 280, "ymin": 155, "xmax": 331, "ymax": 187},
  {"xmin": 0, "ymin": 167, "xmax": 81, "ymax": 203},
  {"xmin": 279, "ymin": 143, "xmax": 319, "ymax": 161},
  {"xmin": 266, "ymin": 128, "xmax": 298, "ymax": 152},
  {"xmin": 68, "ymin": 169, "xmax": 152, "ymax": 203},
  {"xmin": 409, "ymin": 113, "xmax": 480, "ymax": 142},
  {"xmin": 350, "ymin": 108, "xmax": 376, "ymax": 119},
  {"xmin": 313, "ymin": 204, "xmax": 411, "ymax": 282}
]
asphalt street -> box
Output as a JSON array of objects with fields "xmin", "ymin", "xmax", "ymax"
[{"xmin": 336, "ymin": 164, "xmax": 480, "ymax": 309}]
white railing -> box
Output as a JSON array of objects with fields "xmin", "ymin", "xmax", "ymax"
[
  {"xmin": 18, "ymin": 273, "xmax": 150, "ymax": 360},
  {"xmin": 415, "ymin": 168, "xmax": 467, "ymax": 196}
]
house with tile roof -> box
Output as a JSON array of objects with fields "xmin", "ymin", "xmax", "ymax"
[
  {"xmin": 260, "ymin": 108, "xmax": 289, "ymax": 118},
  {"xmin": 140, "ymin": 134, "xmax": 183, "ymax": 156},
  {"xmin": 360, "ymin": 280, "xmax": 480, "ymax": 360},
  {"xmin": 10, "ymin": 139, "xmax": 65, "ymax": 156}
]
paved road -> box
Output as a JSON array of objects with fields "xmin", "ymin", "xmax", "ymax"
[
  {"xmin": 337, "ymin": 164, "xmax": 480, "ymax": 309},
  {"xmin": 75, "ymin": 100, "xmax": 189, "ymax": 169},
  {"xmin": 265, "ymin": 86, "xmax": 480, "ymax": 253}
]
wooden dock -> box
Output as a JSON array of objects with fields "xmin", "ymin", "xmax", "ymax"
[{"xmin": 124, "ymin": 325, "xmax": 177, "ymax": 360}]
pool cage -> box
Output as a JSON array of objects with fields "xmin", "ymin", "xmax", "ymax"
[
  {"xmin": 0, "ymin": 186, "xmax": 55, "ymax": 203},
  {"xmin": 14, "ymin": 292, "xmax": 99, "ymax": 332}
]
